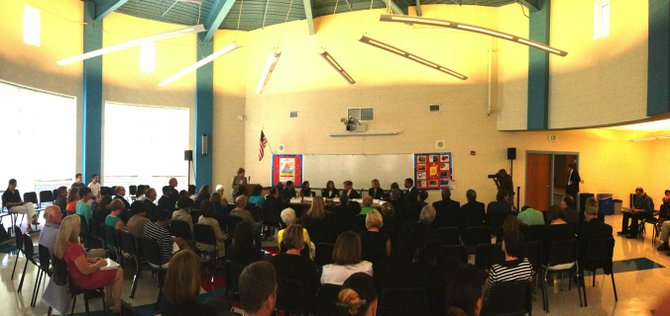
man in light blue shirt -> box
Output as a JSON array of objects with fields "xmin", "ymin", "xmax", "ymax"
[{"xmin": 39, "ymin": 205, "xmax": 63, "ymax": 255}]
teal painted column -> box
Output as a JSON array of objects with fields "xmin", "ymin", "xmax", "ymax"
[
  {"xmin": 527, "ymin": 0, "xmax": 550, "ymax": 130},
  {"xmin": 82, "ymin": 2, "xmax": 103, "ymax": 181},
  {"xmin": 194, "ymin": 36, "xmax": 213, "ymax": 188},
  {"xmin": 648, "ymin": 0, "xmax": 670, "ymax": 115}
]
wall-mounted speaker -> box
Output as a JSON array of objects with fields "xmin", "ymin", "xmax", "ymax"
[
  {"xmin": 184, "ymin": 150, "xmax": 193, "ymax": 161},
  {"xmin": 507, "ymin": 147, "xmax": 517, "ymax": 160}
]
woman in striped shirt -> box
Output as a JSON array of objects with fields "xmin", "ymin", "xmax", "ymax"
[{"xmin": 485, "ymin": 231, "xmax": 533, "ymax": 300}]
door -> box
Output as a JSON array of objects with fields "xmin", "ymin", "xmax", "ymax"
[{"xmin": 526, "ymin": 154, "xmax": 551, "ymax": 210}]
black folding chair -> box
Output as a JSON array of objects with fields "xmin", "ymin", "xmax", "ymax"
[
  {"xmin": 362, "ymin": 247, "xmax": 387, "ymax": 266},
  {"xmin": 33, "ymin": 244, "xmax": 51, "ymax": 307},
  {"xmin": 542, "ymin": 238, "xmax": 583, "ymax": 312},
  {"xmin": 378, "ymin": 287, "xmax": 430, "ymax": 316},
  {"xmin": 474, "ymin": 243, "xmax": 504, "ymax": 271},
  {"xmin": 169, "ymin": 220, "xmax": 192, "ymax": 241},
  {"xmin": 581, "ymin": 237, "xmax": 618, "ymax": 306},
  {"xmin": 39, "ymin": 190, "xmax": 54, "ymax": 209},
  {"xmin": 315, "ymin": 243, "xmax": 335, "ymax": 267},
  {"xmin": 138, "ymin": 236, "xmax": 167, "ymax": 304},
  {"xmin": 193, "ymin": 224, "xmax": 217, "ymax": 259},
  {"xmin": 224, "ymin": 260, "xmax": 244, "ymax": 304},
  {"xmin": 437, "ymin": 227, "xmax": 461, "ymax": 245},
  {"xmin": 464, "ymin": 226, "xmax": 491, "ymax": 250},
  {"xmin": 277, "ymin": 277, "xmax": 310, "ymax": 315},
  {"xmin": 18, "ymin": 233, "xmax": 40, "ymax": 293},
  {"xmin": 316, "ymin": 283, "xmax": 342, "ymax": 316},
  {"xmin": 443, "ymin": 244, "xmax": 468, "ymax": 264},
  {"xmin": 51, "ymin": 255, "xmax": 107, "ymax": 314},
  {"xmin": 119, "ymin": 230, "xmax": 144, "ymax": 299},
  {"xmin": 11, "ymin": 225, "xmax": 25, "ymax": 280},
  {"xmin": 225, "ymin": 216, "xmax": 243, "ymax": 235},
  {"xmin": 484, "ymin": 280, "xmax": 533, "ymax": 316},
  {"xmin": 102, "ymin": 224, "xmax": 120, "ymax": 260}
]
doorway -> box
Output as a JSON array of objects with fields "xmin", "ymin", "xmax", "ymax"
[{"xmin": 525, "ymin": 151, "xmax": 579, "ymax": 211}]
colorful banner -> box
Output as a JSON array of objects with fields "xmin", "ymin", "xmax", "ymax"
[
  {"xmin": 272, "ymin": 154, "xmax": 303, "ymax": 186},
  {"xmin": 414, "ymin": 152, "xmax": 452, "ymax": 190}
]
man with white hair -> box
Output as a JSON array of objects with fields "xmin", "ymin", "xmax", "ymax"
[
  {"xmin": 277, "ymin": 208, "xmax": 314, "ymax": 256},
  {"xmin": 411, "ymin": 205, "xmax": 438, "ymax": 251},
  {"xmin": 39, "ymin": 205, "xmax": 63, "ymax": 255},
  {"xmin": 231, "ymin": 195, "xmax": 254, "ymax": 224},
  {"xmin": 577, "ymin": 205, "xmax": 613, "ymax": 274}
]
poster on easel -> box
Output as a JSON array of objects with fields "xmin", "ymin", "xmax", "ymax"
[
  {"xmin": 271, "ymin": 154, "xmax": 303, "ymax": 186},
  {"xmin": 414, "ymin": 152, "xmax": 452, "ymax": 190}
]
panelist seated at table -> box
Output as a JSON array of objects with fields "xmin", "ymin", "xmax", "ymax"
[
  {"xmin": 368, "ymin": 179, "xmax": 385, "ymax": 200},
  {"xmin": 322, "ymin": 180, "xmax": 339, "ymax": 199},
  {"xmin": 342, "ymin": 180, "xmax": 361, "ymax": 199},
  {"xmin": 299, "ymin": 181, "xmax": 313, "ymax": 198}
]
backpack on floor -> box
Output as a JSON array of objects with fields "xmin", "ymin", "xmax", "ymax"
[{"xmin": 0, "ymin": 223, "xmax": 10, "ymax": 242}]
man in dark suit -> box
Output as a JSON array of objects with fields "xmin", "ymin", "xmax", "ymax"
[
  {"xmin": 577, "ymin": 206, "xmax": 613, "ymax": 274},
  {"xmin": 486, "ymin": 190, "xmax": 512, "ymax": 232},
  {"xmin": 168, "ymin": 177, "xmax": 180, "ymax": 208},
  {"xmin": 404, "ymin": 178, "xmax": 418, "ymax": 204},
  {"xmin": 342, "ymin": 180, "xmax": 361, "ymax": 199},
  {"xmin": 561, "ymin": 195, "xmax": 579, "ymax": 225},
  {"xmin": 432, "ymin": 188, "xmax": 460, "ymax": 228},
  {"xmin": 566, "ymin": 163, "xmax": 582, "ymax": 203},
  {"xmin": 368, "ymin": 179, "xmax": 385, "ymax": 200},
  {"xmin": 158, "ymin": 186, "xmax": 174, "ymax": 211},
  {"xmin": 459, "ymin": 189, "xmax": 486, "ymax": 230}
]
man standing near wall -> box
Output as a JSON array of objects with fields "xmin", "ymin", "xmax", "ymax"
[{"xmin": 566, "ymin": 163, "xmax": 582, "ymax": 203}]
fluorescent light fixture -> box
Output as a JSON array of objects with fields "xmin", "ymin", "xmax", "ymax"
[
  {"xmin": 23, "ymin": 5, "xmax": 40, "ymax": 47},
  {"xmin": 380, "ymin": 14, "xmax": 568, "ymax": 57},
  {"xmin": 57, "ymin": 24, "xmax": 206, "ymax": 66},
  {"xmin": 140, "ymin": 42, "xmax": 156, "ymax": 73},
  {"xmin": 320, "ymin": 51, "xmax": 355, "ymax": 84},
  {"xmin": 159, "ymin": 43, "xmax": 239, "ymax": 87},
  {"xmin": 359, "ymin": 35, "xmax": 467, "ymax": 80},
  {"xmin": 256, "ymin": 52, "xmax": 281, "ymax": 94}
]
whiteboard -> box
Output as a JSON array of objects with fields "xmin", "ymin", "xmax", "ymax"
[{"xmin": 302, "ymin": 154, "xmax": 414, "ymax": 190}]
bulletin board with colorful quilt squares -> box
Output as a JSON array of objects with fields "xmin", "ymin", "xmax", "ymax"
[{"xmin": 414, "ymin": 152, "xmax": 452, "ymax": 190}]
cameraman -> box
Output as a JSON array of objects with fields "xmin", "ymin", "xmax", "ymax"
[{"xmin": 490, "ymin": 169, "xmax": 515, "ymax": 210}]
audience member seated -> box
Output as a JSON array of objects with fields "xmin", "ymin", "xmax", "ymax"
[
  {"xmin": 127, "ymin": 201, "xmax": 150, "ymax": 238},
  {"xmin": 188, "ymin": 185, "xmax": 197, "ymax": 201},
  {"xmin": 374, "ymin": 229, "xmax": 416, "ymax": 291},
  {"xmin": 379, "ymin": 203, "xmax": 398, "ymax": 233},
  {"xmin": 322, "ymin": 180, "xmax": 340, "ymax": 199},
  {"xmin": 231, "ymin": 196, "xmax": 255, "ymax": 224},
  {"xmin": 278, "ymin": 208, "xmax": 313, "ymax": 256},
  {"xmin": 196, "ymin": 200, "xmax": 227, "ymax": 259},
  {"xmin": 577, "ymin": 206, "xmax": 613, "ymax": 272},
  {"xmin": 248, "ymin": 185, "xmax": 265, "ymax": 206},
  {"xmin": 143, "ymin": 188, "xmax": 161, "ymax": 221},
  {"xmin": 159, "ymin": 250, "xmax": 217, "ymax": 315},
  {"xmin": 271, "ymin": 224, "xmax": 319, "ymax": 302},
  {"xmin": 75, "ymin": 187, "xmax": 94, "ymax": 229},
  {"xmin": 227, "ymin": 221, "xmax": 263, "ymax": 266},
  {"xmin": 516, "ymin": 205, "xmax": 545, "ymax": 227},
  {"xmin": 93, "ymin": 196, "xmax": 112, "ymax": 228},
  {"xmin": 112, "ymin": 186, "xmax": 130, "ymax": 210},
  {"xmin": 282, "ymin": 181, "xmax": 297, "ymax": 202},
  {"xmin": 210, "ymin": 192, "xmax": 230, "ymax": 221},
  {"xmin": 561, "ymin": 195, "xmax": 579, "ymax": 225},
  {"xmin": 55, "ymin": 215, "xmax": 124, "ymax": 313},
  {"xmin": 303, "ymin": 196, "xmax": 334, "ymax": 242},
  {"xmin": 168, "ymin": 178, "xmax": 180, "ymax": 208},
  {"xmin": 105, "ymin": 199, "xmax": 125, "ymax": 230},
  {"xmin": 321, "ymin": 231, "xmax": 373, "ymax": 285},
  {"xmin": 547, "ymin": 205, "xmax": 568, "ymax": 225},
  {"xmin": 172, "ymin": 197, "xmax": 194, "ymax": 230},
  {"xmin": 444, "ymin": 264, "xmax": 486, "ymax": 316},
  {"xmin": 39, "ymin": 205, "xmax": 63, "ymax": 255},
  {"xmin": 661, "ymin": 189, "xmax": 670, "ymax": 220},
  {"xmin": 158, "ymin": 186, "xmax": 174, "ymax": 212},
  {"xmin": 368, "ymin": 179, "xmax": 384, "ymax": 200},
  {"xmin": 337, "ymin": 273, "xmax": 378, "ymax": 316},
  {"xmin": 71, "ymin": 173, "xmax": 85, "ymax": 190},
  {"xmin": 239, "ymin": 261, "xmax": 277, "ymax": 316},
  {"xmin": 66, "ymin": 187, "xmax": 79, "ymax": 214},
  {"xmin": 501, "ymin": 215, "xmax": 523, "ymax": 237},
  {"xmin": 410, "ymin": 190, "xmax": 429, "ymax": 223},
  {"xmin": 404, "ymin": 178, "xmax": 418, "ymax": 205},
  {"xmin": 2, "ymin": 178, "xmax": 39, "ymax": 232},
  {"xmin": 342, "ymin": 180, "xmax": 361, "ymax": 199},
  {"xmin": 136, "ymin": 186, "xmax": 147, "ymax": 202},
  {"xmin": 584, "ymin": 196, "xmax": 604, "ymax": 223},
  {"xmin": 485, "ymin": 231, "xmax": 533, "ymax": 301},
  {"xmin": 213, "ymin": 184, "xmax": 230, "ymax": 205},
  {"xmin": 54, "ymin": 186, "xmax": 68, "ymax": 213},
  {"xmin": 143, "ymin": 210, "xmax": 190, "ymax": 267},
  {"xmin": 360, "ymin": 210, "xmax": 391, "ymax": 256},
  {"xmin": 486, "ymin": 190, "xmax": 512, "ymax": 232},
  {"xmin": 411, "ymin": 205, "xmax": 439, "ymax": 253},
  {"xmin": 388, "ymin": 188, "xmax": 407, "ymax": 224},
  {"xmin": 618, "ymin": 187, "xmax": 654, "ymax": 239},
  {"xmin": 196, "ymin": 184, "xmax": 210, "ymax": 209},
  {"xmin": 433, "ymin": 188, "xmax": 461, "ymax": 228},
  {"xmin": 359, "ymin": 196, "xmax": 375, "ymax": 216},
  {"xmin": 333, "ymin": 200, "xmax": 358, "ymax": 234}
]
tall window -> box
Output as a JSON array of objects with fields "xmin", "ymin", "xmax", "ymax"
[
  {"xmin": 140, "ymin": 42, "xmax": 156, "ymax": 73},
  {"xmin": 23, "ymin": 4, "xmax": 40, "ymax": 46},
  {"xmin": 593, "ymin": 0, "xmax": 610, "ymax": 40},
  {"xmin": 0, "ymin": 81, "xmax": 76, "ymax": 192},
  {"xmin": 103, "ymin": 102, "xmax": 189, "ymax": 190}
]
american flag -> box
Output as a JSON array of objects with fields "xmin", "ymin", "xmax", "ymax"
[{"xmin": 259, "ymin": 130, "xmax": 268, "ymax": 161}]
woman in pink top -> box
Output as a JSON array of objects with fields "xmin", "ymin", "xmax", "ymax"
[{"xmin": 54, "ymin": 215, "xmax": 124, "ymax": 313}]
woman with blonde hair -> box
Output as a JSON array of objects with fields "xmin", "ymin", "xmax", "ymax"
[
  {"xmin": 360, "ymin": 210, "xmax": 391, "ymax": 256},
  {"xmin": 337, "ymin": 272, "xmax": 378, "ymax": 316},
  {"xmin": 55, "ymin": 215, "xmax": 124, "ymax": 313},
  {"xmin": 305, "ymin": 196, "xmax": 326, "ymax": 221},
  {"xmin": 159, "ymin": 250, "xmax": 216, "ymax": 314}
]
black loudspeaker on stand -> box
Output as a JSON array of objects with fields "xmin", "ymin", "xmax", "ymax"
[
  {"xmin": 507, "ymin": 147, "xmax": 517, "ymax": 210},
  {"xmin": 184, "ymin": 150, "xmax": 193, "ymax": 186}
]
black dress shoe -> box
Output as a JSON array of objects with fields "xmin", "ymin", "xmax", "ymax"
[
  {"xmin": 626, "ymin": 234, "xmax": 637, "ymax": 239},
  {"xmin": 617, "ymin": 231, "xmax": 629, "ymax": 236},
  {"xmin": 657, "ymin": 243, "xmax": 670, "ymax": 251}
]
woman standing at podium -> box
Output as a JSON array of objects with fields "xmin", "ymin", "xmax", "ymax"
[{"xmin": 231, "ymin": 168, "xmax": 247, "ymax": 199}]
